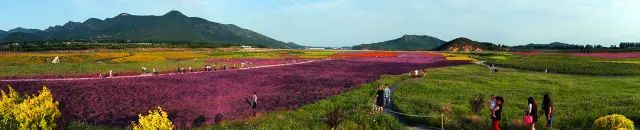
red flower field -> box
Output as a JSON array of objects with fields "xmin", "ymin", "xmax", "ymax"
[{"xmin": 0, "ymin": 53, "xmax": 469, "ymax": 128}]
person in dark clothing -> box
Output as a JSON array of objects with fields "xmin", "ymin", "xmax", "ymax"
[
  {"xmin": 374, "ymin": 87, "xmax": 385, "ymax": 113},
  {"xmin": 492, "ymin": 96, "xmax": 504, "ymax": 130},
  {"xmin": 542, "ymin": 94, "xmax": 554, "ymax": 129},
  {"xmin": 527, "ymin": 97, "xmax": 539, "ymax": 130}
]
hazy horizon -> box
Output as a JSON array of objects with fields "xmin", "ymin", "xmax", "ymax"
[{"xmin": 2, "ymin": 0, "xmax": 639, "ymax": 47}]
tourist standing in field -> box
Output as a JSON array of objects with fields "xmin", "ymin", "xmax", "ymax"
[
  {"xmin": 526, "ymin": 97, "xmax": 539, "ymax": 130},
  {"xmin": 152, "ymin": 68, "xmax": 158, "ymax": 75},
  {"xmin": 109, "ymin": 69, "xmax": 113, "ymax": 78},
  {"xmin": 251, "ymin": 92, "xmax": 258, "ymax": 116},
  {"xmin": 141, "ymin": 66, "xmax": 147, "ymax": 74},
  {"xmin": 374, "ymin": 86, "xmax": 385, "ymax": 113},
  {"xmin": 489, "ymin": 95, "xmax": 496, "ymax": 111},
  {"xmin": 422, "ymin": 69, "xmax": 427, "ymax": 77},
  {"xmin": 492, "ymin": 96, "xmax": 503, "ymax": 130},
  {"xmin": 383, "ymin": 84, "xmax": 391, "ymax": 108},
  {"xmin": 542, "ymin": 94, "xmax": 554, "ymax": 129},
  {"xmin": 99, "ymin": 70, "xmax": 103, "ymax": 78}
]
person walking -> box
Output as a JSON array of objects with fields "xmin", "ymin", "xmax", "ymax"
[
  {"xmin": 526, "ymin": 97, "xmax": 539, "ymax": 130},
  {"xmin": 492, "ymin": 96, "xmax": 504, "ymax": 130},
  {"xmin": 251, "ymin": 92, "xmax": 258, "ymax": 116},
  {"xmin": 109, "ymin": 69, "xmax": 113, "ymax": 78},
  {"xmin": 374, "ymin": 87, "xmax": 385, "ymax": 113},
  {"xmin": 383, "ymin": 84, "xmax": 391, "ymax": 108},
  {"xmin": 542, "ymin": 94, "xmax": 554, "ymax": 129}
]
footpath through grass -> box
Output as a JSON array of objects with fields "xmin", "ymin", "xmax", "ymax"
[{"xmin": 393, "ymin": 64, "xmax": 640, "ymax": 129}]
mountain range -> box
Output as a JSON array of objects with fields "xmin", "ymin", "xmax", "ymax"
[
  {"xmin": 352, "ymin": 35, "xmax": 502, "ymax": 51},
  {"xmin": 0, "ymin": 10, "xmax": 303, "ymax": 49}
]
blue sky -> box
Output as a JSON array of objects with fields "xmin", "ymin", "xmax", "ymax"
[{"xmin": 1, "ymin": 0, "xmax": 639, "ymax": 47}]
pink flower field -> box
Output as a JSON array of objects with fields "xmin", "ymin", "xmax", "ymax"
[
  {"xmin": 572, "ymin": 52, "xmax": 640, "ymax": 59},
  {"xmin": 0, "ymin": 53, "xmax": 469, "ymax": 128}
]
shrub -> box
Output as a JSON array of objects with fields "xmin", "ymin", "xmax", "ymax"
[
  {"xmin": 131, "ymin": 106, "xmax": 174, "ymax": 130},
  {"xmin": 593, "ymin": 114, "xmax": 635, "ymax": 130},
  {"xmin": 469, "ymin": 94, "xmax": 485, "ymax": 114},
  {"xmin": 460, "ymin": 114, "xmax": 487, "ymax": 129},
  {"xmin": 324, "ymin": 109, "xmax": 343, "ymax": 129},
  {"xmin": 0, "ymin": 85, "xmax": 61, "ymax": 130}
]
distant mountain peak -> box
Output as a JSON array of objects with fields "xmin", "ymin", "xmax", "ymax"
[
  {"xmin": 117, "ymin": 13, "xmax": 131, "ymax": 17},
  {"xmin": 8, "ymin": 27, "xmax": 42, "ymax": 34},
  {"xmin": 451, "ymin": 37, "xmax": 472, "ymax": 41},
  {"xmin": 85, "ymin": 18, "xmax": 101, "ymax": 22},
  {"xmin": 164, "ymin": 10, "xmax": 187, "ymax": 17},
  {"xmin": 0, "ymin": 11, "xmax": 302, "ymax": 49},
  {"xmin": 352, "ymin": 34, "xmax": 445, "ymax": 51},
  {"xmin": 436, "ymin": 37, "xmax": 500, "ymax": 52}
]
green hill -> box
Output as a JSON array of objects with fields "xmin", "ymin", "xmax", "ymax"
[
  {"xmin": 352, "ymin": 35, "xmax": 446, "ymax": 51},
  {"xmin": 434, "ymin": 37, "xmax": 501, "ymax": 51},
  {"xmin": 1, "ymin": 10, "xmax": 302, "ymax": 49}
]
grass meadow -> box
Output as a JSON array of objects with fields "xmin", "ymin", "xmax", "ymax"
[{"xmin": 392, "ymin": 64, "xmax": 640, "ymax": 129}]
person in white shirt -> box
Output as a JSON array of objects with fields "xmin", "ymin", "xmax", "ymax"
[
  {"xmin": 383, "ymin": 84, "xmax": 391, "ymax": 108},
  {"xmin": 141, "ymin": 66, "xmax": 147, "ymax": 75},
  {"xmin": 152, "ymin": 68, "xmax": 158, "ymax": 75},
  {"xmin": 489, "ymin": 95, "xmax": 496, "ymax": 111}
]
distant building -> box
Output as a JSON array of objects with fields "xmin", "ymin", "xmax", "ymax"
[
  {"xmin": 240, "ymin": 45, "xmax": 253, "ymax": 49},
  {"xmin": 307, "ymin": 47, "xmax": 326, "ymax": 50}
]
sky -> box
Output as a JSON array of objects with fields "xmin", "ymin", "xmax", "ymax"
[{"xmin": 1, "ymin": 0, "xmax": 639, "ymax": 47}]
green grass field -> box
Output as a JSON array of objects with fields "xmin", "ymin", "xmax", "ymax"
[
  {"xmin": 476, "ymin": 53, "xmax": 640, "ymax": 76},
  {"xmin": 392, "ymin": 64, "xmax": 640, "ymax": 129}
]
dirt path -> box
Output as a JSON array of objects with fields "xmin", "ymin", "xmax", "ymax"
[{"xmin": 0, "ymin": 59, "xmax": 324, "ymax": 82}]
